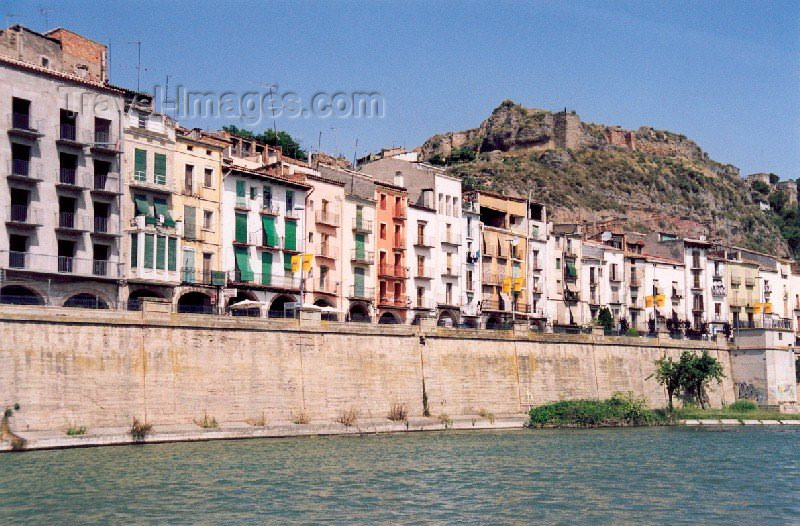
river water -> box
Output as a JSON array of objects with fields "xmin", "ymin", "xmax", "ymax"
[{"xmin": 1, "ymin": 427, "xmax": 798, "ymax": 524}]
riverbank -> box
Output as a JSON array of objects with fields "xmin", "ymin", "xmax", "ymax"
[{"xmin": 0, "ymin": 414, "xmax": 529, "ymax": 452}]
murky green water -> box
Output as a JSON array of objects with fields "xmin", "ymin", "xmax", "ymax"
[{"xmin": 1, "ymin": 427, "xmax": 798, "ymax": 524}]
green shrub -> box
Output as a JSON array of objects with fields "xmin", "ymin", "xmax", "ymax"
[
  {"xmin": 66, "ymin": 425, "xmax": 86, "ymax": 436},
  {"xmin": 528, "ymin": 392, "xmax": 656, "ymax": 427},
  {"xmin": 727, "ymin": 400, "xmax": 758, "ymax": 413},
  {"xmin": 625, "ymin": 328, "xmax": 639, "ymax": 336}
]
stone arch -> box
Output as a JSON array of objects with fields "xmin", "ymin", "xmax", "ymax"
[
  {"xmin": 437, "ymin": 309, "xmax": 459, "ymax": 327},
  {"xmin": 177, "ymin": 291, "xmax": 214, "ymax": 314},
  {"xmin": 313, "ymin": 298, "xmax": 337, "ymax": 321},
  {"xmin": 268, "ymin": 294, "xmax": 298, "ymax": 318},
  {"xmin": 63, "ymin": 293, "xmax": 109, "ymax": 309},
  {"xmin": 127, "ymin": 288, "xmax": 164, "ymax": 311},
  {"xmin": 227, "ymin": 290, "xmax": 260, "ymax": 317},
  {"xmin": 410, "ymin": 314, "xmax": 423, "ymax": 326},
  {"xmin": 348, "ymin": 303, "xmax": 370, "ymax": 323},
  {"xmin": 378, "ymin": 311, "xmax": 401, "ymax": 325},
  {"xmin": 486, "ymin": 315, "xmax": 504, "ymax": 330},
  {"xmin": 0, "ymin": 284, "xmax": 45, "ymax": 305}
]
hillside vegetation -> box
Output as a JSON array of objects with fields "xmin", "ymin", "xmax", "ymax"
[{"xmin": 419, "ymin": 101, "xmax": 790, "ymax": 257}]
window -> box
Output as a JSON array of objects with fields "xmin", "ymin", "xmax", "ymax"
[
  {"xmin": 556, "ymin": 258, "xmax": 561, "ymax": 270},
  {"xmin": 263, "ymin": 186, "xmax": 272, "ymax": 208},
  {"xmin": 187, "ymin": 145, "xmax": 193, "ymax": 151},
  {"xmin": 380, "ymin": 223, "xmax": 387, "ymax": 239},
  {"xmin": 204, "ymin": 168, "xmax": 213, "ymax": 188},
  {"xmin": 203, "ymin": 210, "xmax": 213, "ymax": 230},
  {"xmin": 380, "ymin": 194, "xmax": 386, "ymax": 210},
  {"xmin": 154, "ymin": 153, "xmax": 167, "ymax": 184},
  {"xmin": 250, "ymin": 187, "xmax": 257, "ymax": 200},
  {"xmin": 134, "ymin": 149, "xmax": 147, "ymax": 181},
  {"xmin": 286, "ymin": 191, "xmax": 294, "ymax": 212},
  {"xmin": 137, "ymin": 113, "xmax": 146, "ymax": 129},
  {"xmin": 184, "ymin": 164, "xmax": 194, "ymax": 193},
  {"xmin": 41, "ymin": 56, "xmax": 49, "ymax": 68}
]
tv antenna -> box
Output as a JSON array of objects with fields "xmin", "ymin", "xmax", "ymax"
[
  {"xmin": 248, "ymin": 81, "xmax": 278, "ymax": 134},
  {"xmin": 38, "ymin": 6, "xmax": 54, "ymax": 29},
  {"xmin": 163, "ymin": 74, "xmax": 177, "ymax": 118},
  {"xmin": 128, "ymin": 41, "xmax": 142, "ymax": 92}
]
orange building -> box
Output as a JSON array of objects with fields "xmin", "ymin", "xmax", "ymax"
[{"xmin": 375, "ymin": 177, "xmax": 408, "ymax": 323}]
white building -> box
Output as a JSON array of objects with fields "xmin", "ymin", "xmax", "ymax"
[{"xmin": 461, "ymin": 195, "xmax": 481, "ymax": 326}]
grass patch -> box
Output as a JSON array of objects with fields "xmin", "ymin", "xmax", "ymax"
[
  {"xmin": 437, "ymin": 413, "xmax": 453, "ymax": 429},
  {"xmin": 193, "ymin": 411, "xmax": 219, "ymax": 429},
  {"xmin": 477, "ymin": 408, "xmax": 495, "ymax": 424},
  {"xmin": 245, "ymin": 413, "xmax": 267, "ymax": 427},
  {"xmin": 387, "ymin": 402, "xmax": 408, "ymax": 422},
  {"xmin": 674, "ymin": 405, "xmax": 800, "ymax": 421},
  {"xmin": 528, "ymin": 393, "xmax": 659, "ymax": 428},
  {"xmin": 66, "ymin": 424, "xmax": 86, "ymax": 436},
  {"xmin": 292, "ymin": 410, "xmax": 310, "ymax": 425},
  {"xmin": 727, "ymin": 400, "xmax": 758, "ymax": 412},
  {"xmin": 336, "ymin": 407, "xmax": 359, "ymax": 427}
]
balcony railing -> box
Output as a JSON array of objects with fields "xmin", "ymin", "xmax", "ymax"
[
  {"xmin": 260, "ymin": 204, "xmax": 280, "ymax": 216},
  {"xmin": 414, "ymin": 236, "xmax": 435, "ymax": 248},
  {"xmin": 84, "ymin": 130, "xmax": 120, "ymax": 151},
  {"xmin": 441, "ymin": 231, "xmax": 461, "ymax": 245},
  {"xmin": 351, "ymin": 249, "xmax": 374, "ymax": 264},
  {"xmin": 315, "ymin": 210, "xmax": 340, "ymax": 227},
  {"xmin": 284, "ymin": 208, "xmax": 301, "ymax": 221},
  {"xmin": 348, "ymin": 285, "xmax": 375, "ymax": 300},
  {"xmin": 314, "ymin": 243, "xmax": 339, "ymax": 259},
  {"xmin": 530, "ymin": 282, "xmax": 543, "ymax": 294},
  {"xmin": 353, "ymin": 218, "xmax": 372, "ymax": 232},
  {"xmin": 564, "ymin": 290, "xmax": 580, "ymax": 302},
  {"xmin": 6, "ymin": 205, "xmax": 43, "ymax": 225},
  {"xmin": 378, "ymin": 294, "xmax": 407, "ymax": 307},
  {"xmin": 315, "ymin": 280, "xmax": 338, "ymax": 294},
  {"xmin": 378, "ymin": 264, "xmax": 407, "ymax": 278},
  {"xmin": 251, "ymin": 232, "xmax": 282, "ymax": 249},
  {"xmin": 482, "ymin": 273, "xmax": 502, "ymax": 286},
  {"xmin": 57, "ymin": 168, "xmax": 86, "ymax": 188},
  {"xmin": 58, "ymin": 123, "xmax": 79, "ymax": 142},
  {"xmin": 92, "ymin": 216, "xmax": 120, "ymax": 236},
  {"xmin": 8, "ymin": 159, "xmax": 43, "ymax": 181},
  {"xmin": 9, "ymin": 113, "xmax": 43, "ymax": 135},
  {"xmin": 180, "ymin": 268, "xmax": 214, "ymax": 285},
  {"xmin": 0, "ymin": 251, "xmax": 121, "ymax": 278},
  {"xmin": 392, "ymin": 206, "xmax": 407, "ymax": 219},
  {"xmin": 442, "ymin": 267, "xmax": 460, "ymax": 278},
  {"xmin": 56, "ymin": 212, "xmax": 91, "ymax": 231},
  {"xmin": 415, "ymin": 266, "xmax": 434, "ymax": 279},
  {"xmin": 412, "ymin": 297, "xmax": 436, "ymax": 310},
  {"xmin": 228, "ymin": 271, "xmax": 300, "ymax": 289}
]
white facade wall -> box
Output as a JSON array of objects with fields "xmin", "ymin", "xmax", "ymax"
[
  {"xmin": 341, "ymin": 195, "xmax": 376, "ymax": 319},
  {"xmin": 462, "ymin": 203, "xmax": 481, "ymax": 319},
  {"xmin": 434, "ymin": 173, "xmax": 463, "ymax": 322},
  {"xmin": 407, "ymin": 204, "xmax": 437, "ymax": 317}
]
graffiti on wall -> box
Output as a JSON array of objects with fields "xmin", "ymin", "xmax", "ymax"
[{"xmin": 736, "ymin": 382, "xmax": 766, "ymax": 404}]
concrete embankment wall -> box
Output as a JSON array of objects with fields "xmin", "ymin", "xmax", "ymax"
[{"xmin": 0, "ymin": 307, "xmax": 735, "ymax": 433}]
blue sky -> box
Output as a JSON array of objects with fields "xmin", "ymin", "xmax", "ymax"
[{"xmin": 6, "ymin": 0, "xmax": 799, "ymax": 178}]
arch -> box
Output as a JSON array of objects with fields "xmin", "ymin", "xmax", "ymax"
[
  {"xmin": 378, "ymin": 311, "xmax": 401, "ymax": 325},
  {"xmin": 486, "ymin": 315, "xmax": 504, "ymax": 330},
  {"xmin": 313, "ymin": 298, "xmax": 337, "ymax": 321},
  {"xmin": 228, "ymin": 290, "xmax": 260, "ymax": 317},
  {"xmin": 0, "ymin": 285, "xmax": 44, "ymax": 306},
  {"xmin": 63, "ymin": 293, "xmax": 109, "ymax": 309},
  {"xmin": 127, "ymin": 288, "xmax": 164, "ymax": 311},
  {"xmin": 177, "ymin": 291, "xmax": 213, "ymax": 314},
  {"xmin": 268, "ymin": 294, "xmax": 298, "ymax": 319},
  {"xmin": 437, "ymin": 309, "xmax": 458, "ymax": 327},
  {"xmin": 410, "ymin": 314, "xmax": 423, "ymax": 326},
  {"xmin": 348, "ymin": 303, "xmax": 370, "ymax": 323},
  {"xmin": 462, "ymin": 318, "xmax": 479, "ymax": 329}
]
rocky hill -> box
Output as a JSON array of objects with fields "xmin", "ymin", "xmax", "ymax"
[{"xmin": 419, "ymin": 100, "xmax": 792, "ymax": 257}]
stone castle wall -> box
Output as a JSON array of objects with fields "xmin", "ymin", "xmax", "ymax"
[{"xmin": 0, "ymin": 307, "xmax": 736, "ymax": 433}]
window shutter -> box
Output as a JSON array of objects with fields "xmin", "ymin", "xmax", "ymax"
[
  {"xmin": 134, "ymin": 149, "xmax": 147, "ymax": 180},
  {"xmin": 261, "ymin": 215, "xmax": 277, "ymax": 247},
  {"xmin": 154, "ymin": 153, "xmax": 167, "ymax": 184},
  {"xmin": 130, "ymin": 233, "xmax": 138, "ymax": 268},
  {"xmin": 156, "ymin": 235, "xmax": 166, "ymax": 270},
  {"xmin": 234, "ymin": 246, "xmax": 253, "ymax": 282},
  {"xmin": 168, "ymin": 237, "xmax": 177, "ymax": 271},
  {"xmin": 144, "ymin": 234, "xmax": 154, "ymax": 269},
  {"xmin": 236, "ymin": 180, "xmax": 246, "ymax": 198},
  {"xmin": 284, "ymin": 220, "xmax": 296, "ymax": 251},
  {"xmin": 184, "ymin": 205, "xmax": 196, "ymax": 240},
  {"xmin": 261, "ymin": 252, "xmax": 272, "ymax": 285},
  {"xmin": 235, "ymin": 212, "xmax": 248, "ymax": 244}
]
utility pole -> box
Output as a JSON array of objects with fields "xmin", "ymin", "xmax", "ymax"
[{"xmin": 128, "ymin": 41, "xmax": 142, "ymax": 92}]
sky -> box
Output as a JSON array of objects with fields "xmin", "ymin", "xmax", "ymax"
[{"xmin": 5, "ymin": 0, "xmax": 799, "ymax": 178}]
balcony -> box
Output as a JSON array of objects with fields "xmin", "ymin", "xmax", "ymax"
[
  {"xmin": 260, "ymin": 204, "xmax": 280, "ymax": 216},
  {"xmin": 530, "ymin": 282, "xmax": 543, "ymax": 294},
  {"xmin": 411, "ymin": 297, "xmax": 436, "ymax": 310},
  {"xmin": 234, "ymin": 198, "xmax": 249, "ymax": 211},
  {"xmin": 181, "ymin": 268, "xmax": 214, "ymax": 285},
  {"xmin": 414, "ymin": 236, "xmax": 435, "ymax": 248},
  {"xmin": 442, "ymin": 267, "xmax": 460, "ymax": 278},
  {"xmin": 57, "ymin": 124, "xmax": 85, "ymax": 147},
  {"xmin": 128, "ymin": 172, "xmax": 172, "ymax": 194},
  {"xmin": 8, "ymin": 159, "xmax": 43, "ymax": 184},
  {"xmin": 352, "ymin": 218, "xmax": 372, "ymax": 232},
  {"xmin": 55, "ymin": 168, "xmax": 88, "ymax": 191},
  {"xmin": 378, "ymin": 264, "xmax": 407, "ymax": 279},
  {"xmin": 609, "ymin": 273, "xmax": 622, "ymax": 283},
  {"xmin": 6, "ymin": 205, "xmax": 43, "ymax": 227},
  {"xmin": 564, "ymin": 247, "xmax": 578, "ymax": 258},
  {"xmin": 392, "ymin": 205, "xmax": 407, "ymax": 219},
  {"xmin": 315, "ymin": 280, "xmax": 338, "ymax": 295},
  {"xmin": 314, "ymin": 243, "xmax": 339, "ymax": 260},
  {"xmin": 482, "ymin": 273, "xmax": 502, "ymax": 286},
  {"xmin": 348, "ymin": 285, "xmax": 375, "ymax": 301},
  {"xmin": 393, "ymin": 237, "xmax": 406, "ymax": 250},
  {"xmin": 284, "ymin": 208, "xmax": 301, "ymax": 221},
  {"xmin": 84, "ymin": 130, "xmax": 121, "ymax": 154},
  {"xmin": 228, "ymin": 271, "xmax": 300, "ymax": 290},
  {"xmin": 629, "ymin": 297, "xmax": 643, "ymax": 309},
  {"xmin": 711, "ymin": 284, "xmax": 726, "ymax": 297},
  {"xmin": 691, "ymin": 281, "xmax": 703, "ymax": 291},
  {"xmin": 672, "ymin": 291, "xmax": 684, "ymax": 302},
  {"xmin": 0, "ymin": 250, "xmax": 121, "ymax": 278},
  {"xmin": 8, "ymin": 113, "xmax": 44, "ymax": 139},
  {"xmin": 91, "ymin": 173, "xmax": 122, "ymax": 195},
  {"xmin": 351, "ymin": 249, "xmax": 374, "ymax": 265},
  {"xmin": 378, "ymin": 294, "xmax": 407, "ymax": 307},
  {"xmin": 564, "ymin": 290, "xmax": 579, "ymax": 303},
  {"xmin": 531, "ymin": 260, "xmax": 543, "ymax": 271},
  {"xmin": 441, "ymin": 231, "xmax": 461, "ymax": 245},
  {"xmin": 56, "ymin": 212, "xmax": 91, "ymax": 233},
  {"xmin": 629, "ymin": 275, "xmax": 641, "ymax": 288},
  {"xmin": 92, "ymin": 216, "xmax": 121, "ymax": 237},
  {"xmin": 415, "ymin": 266, "xmax": 434, "ymax": 280},
  {"xmin": 691, "ymin": 259, "xmax": 702, "ymax": 270},
  {"xmin": 437, "ymin": 297, "xmax": 461, "ymax": 308},
  {"xmin": 315, "ymin": 210, "xmax": 340, "ymax": 227}
]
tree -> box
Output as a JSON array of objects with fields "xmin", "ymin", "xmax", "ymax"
[
  {"xmin": 222, "ymin": 125, "xmax": 308, "ymax": 161},
  {"xmin": 597, "ymin": 307, "xmax": 614, "ymax": 331},
  {"xmin": 680, "ymin": 350, "xmax": 725, "ymax": 408},
  {"xmin": 651, "ymin": 356, "xmax": 681, "ymax": 411},
  {"xmin": 769, "ymin": 173, "xmax": 780, "ymax": 185}
]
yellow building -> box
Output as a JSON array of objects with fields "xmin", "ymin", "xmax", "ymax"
[
  {"xmin": 725, "ymin": 249, "xmax": 760, "ymax": 328},
  {"xmin": 172, "ymin": 128, "xmax": 228, "ymax": 313},
  {"xmin": 472, "ymin": 191, "xmax": 529, "ymax": 327}
]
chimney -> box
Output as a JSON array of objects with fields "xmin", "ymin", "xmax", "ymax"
[{"xmin": 394, "ymin": 171, "xmax": 404, "ymax": 187}]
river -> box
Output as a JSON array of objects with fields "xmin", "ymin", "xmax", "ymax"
[{"xmin": 1, "ymin": 427, "xmax": 798, "ymax": 523}]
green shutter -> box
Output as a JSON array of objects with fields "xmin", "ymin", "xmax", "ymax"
[
  {"xmin": 168, "ymin": 237, "xmax": 177, "ymax": 271},
  {"xmin": 355, "ymin": 233, "xmax": 365, "ymax": 259},
  {"xmin": 134, "ymin": 194, "xmax": 150, "ymax": 216},
  {"xmin": 182, "ymin": 249, "xmax": 195, "ymax": 283},
  {"xmin": 144, "ymin": 234, "xmax": 154, "ymax": 269},
  {"xmin": 261, "ymin": 252, "xmax": 272, "ymax": 285},
  {"xmin": 134, "ymin": 149, "xmax": 147, "ymax": 181},
  {"xmin": 284, "ymin": 220, "xmax": 297, "ymax": 251},
  {"xmin": 284, "ymin": 254, "xmax": 293, "ymax": 271},
  {"xmin": 235, "ymin": 212, "xmax": 248, "ymax": 244},
  {"xmin": 234, "ymin": 246, "xmax": 253, "ymax": 282},
  {"xmin": 512, "ymin": 261, "xmax": 521, "ymax": 278},
  {"xmin": 184, "ymin": 205, "xmax": 196, "ymax": 240},
  {"xmin": 261, "ymin": 215, "xmax": 277, "ymax": 247},
  {"xmin": 354, "ymin": 266, "xmax": 365, "ymax": 297},
  {"xmin": 156, "ymin": 235, "xmax": 166, "ymax": 270},
  {"xmin": 130, "ymin": 233, "xmax": 138, "ymax": 268},
  {"xmin": 153, "ymin": 198, "xmax": 175, "ymax": 227},
  {"xmin": 236, "ymin": 180, "xmax": 246, "ymax": 197},
  {"xmin": 566, "ymin": 259, "xmax": 577, "ymax": 278},
  {"xmin": 154, "ymin": 153, "xmax": 167, "ymax": 184}
]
